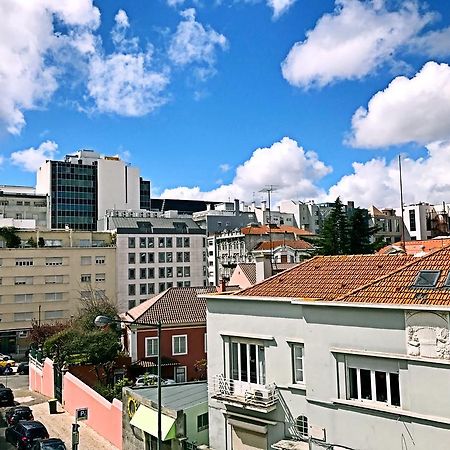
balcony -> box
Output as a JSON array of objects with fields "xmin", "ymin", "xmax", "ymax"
[{"xmin": 210, "ymin": 375, "xmax": 278, "ymax": 412}]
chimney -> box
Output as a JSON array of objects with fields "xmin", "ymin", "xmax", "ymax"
[
  {"xmin": 255, "ymin": 252, "xmax": 272, "ymax": 283},
  {"xmin": 217, "ymin": 279, "xmax": 226, "ymax": 293},
  {"xmin": 234, "ymin": 199, "xmax": 240, "ymax": 216},
  {"xmin": 261, "ymin": 201, "xmax": 267, "ymax": 212}
]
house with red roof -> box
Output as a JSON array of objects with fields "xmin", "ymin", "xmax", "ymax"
[
  {"xmin": 203, "ymin": 250, "xmax": 450, "ymax": 450},
  {"xmin": 122, "ymin": 286, "xmax": 216, "ymax": 383}
]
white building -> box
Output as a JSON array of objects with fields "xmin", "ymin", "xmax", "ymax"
[
  {"xmin": 103, "ymin": 210, "xmax": 207, "ymax": 312},
  {"xmin": 204, "ymin": 251, "xmax": 450, "ymax": 450}
]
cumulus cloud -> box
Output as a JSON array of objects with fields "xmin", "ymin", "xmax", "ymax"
[
  {"xmin": 268, "ymin": 0, "xmax": 297, "ymax": 18},
  {"xmin": 168, "ymin": 8, "xmax": 227, "ymax": 79},
  {"xmin": 160, "ymin": 137, "xmax": 331, "ymax": 201},
  {"xmin": 281, "ymin": 0, "xmax": 433, "ymax": 89},
  {"xmin": 0, "ymin": 0, "xmax": 100, "ymax": 134},
  {"xmin": 10, "ymin": 140, "xmax": 58, "ymax": 172},
  {"xmin": 410, "ymin": 27, "xmax": 450, "ymax": 58},
  {"xmin": 328, "ymin": 141, "xmax": 450, "ymax": 207},
  {"xmin": 349, "ymin": 61, "xmax": 450, "ymax": 148}
]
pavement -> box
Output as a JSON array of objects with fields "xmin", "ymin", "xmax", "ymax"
[{"xmin": 0, "ymin": 371, "xmax": 119, "ymax": 450}]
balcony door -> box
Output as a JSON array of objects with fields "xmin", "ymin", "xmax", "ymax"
[{"xmin": 230, "ymin": 342, "xmax": 266, "ymax": 395}]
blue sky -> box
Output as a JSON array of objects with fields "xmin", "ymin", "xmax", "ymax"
[{"xmin": 1, "ymin": 0, "xmax": 450, "ymax": 208}]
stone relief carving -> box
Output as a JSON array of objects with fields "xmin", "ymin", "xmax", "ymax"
[{"xmin": 405, "ymin": 311, "xmax": 450, "ymax": 359}]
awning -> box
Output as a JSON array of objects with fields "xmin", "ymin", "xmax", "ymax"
[{"xmin": 130, "ymin": 405, "xmax": 176, "ymax": 441}]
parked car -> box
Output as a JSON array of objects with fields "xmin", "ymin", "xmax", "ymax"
[
  {"xmin": 5, "ymin": 406, "xmax": 34, "ymax": 426},
  {"xmin": 134, "ymin": 374, "xmax": 176, "ymax": 387},
  {"xmin": 18, "ymin": 362, "xmax": 30, "ymax": 375},
  {"xmin": 5, "ymin": 421, "xmax": 49, "ymax": 449},
  {"xmin": 0, "ymin": 387, "xmax": 14, "ymax": 406},
  {"xmin": 0, "ymin": 355, "xmax": 16, "ymax": 369},
  {"xmin": 32, "ymin": 438, "xmax": 67, "ymax": 450}
]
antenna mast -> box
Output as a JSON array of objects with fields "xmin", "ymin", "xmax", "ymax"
[
  {"xmin": 398, "ymin": 155, "xmax": 406, "ymax": 251},
  {"xmin": 259, "ymin": 185, "xmax": 279, "ymax": 273}
]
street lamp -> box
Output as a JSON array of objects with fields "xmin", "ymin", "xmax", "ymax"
[{"xmin": 94, "ymin": 315, "xmax": 162, "ymax": 450}]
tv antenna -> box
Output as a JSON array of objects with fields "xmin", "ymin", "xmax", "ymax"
[{"xmin": 259, "ymin": 185, "xmax": 279, "ymax": 273}]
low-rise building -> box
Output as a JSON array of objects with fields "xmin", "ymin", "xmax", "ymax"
[{"xmin": 368, "ymin": 206, "xmax": 405, "ymax": 244}]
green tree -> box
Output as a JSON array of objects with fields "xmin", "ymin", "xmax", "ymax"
[
  {"xmin": 0, "ymin": 227, "xmax": 21, "ymax": 248},
  {"xmin": 318, "ymin": 197, "xmax": 349, "ymax": 255},
  {"xmin": 348, "ymin": 208, "xmax": 378, "ymax": 254}
]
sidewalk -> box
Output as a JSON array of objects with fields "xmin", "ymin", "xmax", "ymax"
[{"xmin": 30, "ymin": 401, "xmax": 119, "ymax": 450}]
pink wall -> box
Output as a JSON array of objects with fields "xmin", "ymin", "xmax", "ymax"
[
  {"xmin": 29, "ymin": 358, "xmax": 55, "ymax": 399},
  {"xmin": 29, "ymin": 360, "xmax": 122, "ymax": 449},
  {"xmin": 63, "ymin": 373, "xmax": 122, "ymax": 449}
]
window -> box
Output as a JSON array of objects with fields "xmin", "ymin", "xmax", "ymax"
[
  {"xmin": 158, "ymin": 237, "xmax": 165, "ymax": 248},
  {"xmin": 145, "ymin": 337, "xmax": 158, "ymax": 357},
  {"xmin": 45, "ymin": 275, "xmax": 63, "ymax": 284},
  {"xmin": 140, "ymin": 268, "xmax": 147, "ymax": 279},
  {"xmin": 95, "ymin": 256, "xmax": 105, "ymax": 265},
  {"xmin": 140, "ymin": 253, "xmax": 147, "ymax": 264},
  {"xmin": 184, "ymin": 267, "xmax": 190, "ymax": 277},
  {"xmin": 128, "ymin": 300, "xmax": 136, "ymax": 309},
  {"xmin": 16, "ymin": 258, "xmax": 33, "ymax": 266},
  {"xmin": 172, "ymin": 335, "xmax": 188, "ymax": 355},
  {"xmin": 140, "ymin": 237, "xmax": 146, "ymax": 248},
  {"xmin": 292, "ymin": 344, "xmax": 304, "ymax": 384},
  {"xmin": 81, "ymin": 256, "xmax": 91, "ymax": 265},
  {"xmin": 166, "ymin": 282, "xmax": 173, "ymax": 288},
  {"xmin": 148, "ymin": 268, "xmax": 155, "ymax": 278},
  {"xmin": 15, "ymin": 277, "xmax": 33, "ymax": 285},
  {"xmin": 184, "ymin": 281, "xmax": 191, "ymax": 287},
  {"xmin": 95, "ymin": 273, "xmax": 105, "ymax": 282},
  {"xmin": 184, "ymin": 237, "xmax": 190, "ymax": 247},
  {"xmin": 158, "ymin": 253, "xmax": 166, "ymax": 263},
  {"xmin": 128, "ymin": 268, "xmax": 136, "ymax": 280},
  {"xmin": 176, "ymin": 237, "xmax": 183, "ymax": 247},
  {"xmin": 45, "ymin": 292, "xmax": 63, "ymax": 301},
  {"xmin": 166, "ymin": 267, "xmax": 173, "ymax": 278},
  {"xmin": 177, "ymin": 267, "xmax": 183, "ymax": 277},
  {"xmin": 197, "ymin": 413, "xmax": 209, "ymax": 432},
  {"xmin": 159, "ymin": 282, "xmax": 165, "ymax": 292},
  {"xmin": 147, "ymin": 237, "xmax": 154, "ymax": 248},
  {"xmin": 148, "ymin": 283, "xmax": 155, "ymax": 294},
  {"xmin": 176, "ymin": 252, "xmax": 183, "ymax": 263},
  {"xmin": 46, "ymin": 257, "xmax": 63, "ymax": 266},
  {"xmin": 128, "ymin": 253, "xmax": 136, "ymax": 264},
  {"xmin": 15, "ymin": 294, "xmax": 33, "ymax": 303},
  {"xmin": 140, "ymin": 283, "xmax": 147, "ymax": 295},
  {"xmin": 295, "ymin": 416, "xmax": 308, "ymax": 438},
  {"xmin": 409, "ymin": 210, "xmax": 416, "ymax": 232},
  {"xmin": 45, "ymin": 239, "xmax": 62, "ymax": 247},
  {"xmin": 14, "ymin": 312, "xmax": 32, "ymax": 321},
  {"xmin": 128, "ymin": 237, "xmax": 135, "ymax": 248},
  {"xmin": 184, "ymin": 252, "xmax": 190, "ymax": 262},
  {"xmin": 174, "ymin": 366, "xmax": 187, "ymax": 383},
  {"xmin": 166, "ymin": 237, "xmax": 173, "ymax": 248},
  {"xmin": 413, "ymin": 270, "xmax": 440, "ymax": 288},
  {"xmin": 159, "ymin": 267, "xmax": 165, "ymax": 278},
  {"xmin": 148, "ymin": 252, "xmax": 155, "ymax": 263},
  {"xmin": 128, "ymin": 284, "xmax": 136, "ymax": 296},
  {"xmin": 45, "ymin": 310, "xmax": 64, "ymax": 320},
  {"xmin": 166, "ymin": 252, "xmax": 173, "ymax": 263},
  {"xmin": 81, "ymin": 274, "xmax": 91, "ymax": 283},
  {"xmin": 347, "ymin": 367, "xmax": 400, "ymax": 407},
  {"xmin": 230, "ymin": 342, "xmax": 266, "ymax": 385}
]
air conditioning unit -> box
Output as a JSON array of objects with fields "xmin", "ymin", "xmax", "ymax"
[{"xmin": 18, "ymin": 331, "xmax": 29, "ymax": 338}]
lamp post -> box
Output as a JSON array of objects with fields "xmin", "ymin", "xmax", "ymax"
[{"xmin": 94, "ymin": 315, "xmax": 162, "ymax": 450}]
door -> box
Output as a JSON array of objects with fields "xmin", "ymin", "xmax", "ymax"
[
  {"xmin": 232, "ymin": 427, "xmax": 267, "ymax": 450},
  {"xmin": 54, "ymin": 364, "xmax": 63, "ymax": 403},
  {"xmin": 230, "ymin": 342, "xmax": 265, "ymax": 396}
]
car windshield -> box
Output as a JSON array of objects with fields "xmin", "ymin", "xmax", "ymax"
[
  {"xmin": 28, "ymin": 428, "xmax": 48, "ymax": 439},
  {"xmin": 16, "ymin": 410, "xmax": 32, "ymax": 418},
  {"xmin": 42, "ymin": 443, "xmax": 66, "ymax": 450}
]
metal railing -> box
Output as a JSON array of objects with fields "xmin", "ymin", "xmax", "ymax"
[{"xmin": 210, "ymin": 375, "xmax": 278, "ymax": 408}]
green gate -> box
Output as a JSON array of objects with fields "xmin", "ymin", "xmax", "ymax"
[{"xmin": 54, "ymin": 364, "xmax": 63, "ymax": 403}]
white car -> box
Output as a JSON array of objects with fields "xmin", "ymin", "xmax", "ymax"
[{"xmin": 134, "ymin": 374, "xmax": 176, "ymax": 387}]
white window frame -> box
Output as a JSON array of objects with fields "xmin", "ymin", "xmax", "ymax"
[
  {"xmin": 174, "ymin": 366, "xmax": 187, "ymax": 383},
  {"xmin": 292, "ymin": 344, "xmax": 305, "ymax": 384},
  {"xmin": 145, "ymin": 337, "xmax": 159, "ymax": 357},
  {"xmin": 45, "ymin": 275, "xmax": 63, "ymax": 284},
  {"xmin": 14, "ymin": 293, "xmax": 33, "ymax": 303},
  {"xmin": 204, "ymin": 333, "xmax": 207, "ymax": 353},
  {"xmin": 95, "ymin": 256, "xmax": 105, "ymax": 265},
  {"xmin": 172, "ymin": 335, "xmax": 188, "ymax": 356},
  {"xmin": 95, "ymin": 273, "xmax": 105, "ymax": 282},
  {"xmin": 197, "ymin": 412, "xmax": 209, "ymax": 432},
  {"xmin": 80, "ymin": 256, "xmax": 91, "ymax": 265},
  {"xmin": 81, "ymin": 274, "xmax": 91, "ymax": 283}
]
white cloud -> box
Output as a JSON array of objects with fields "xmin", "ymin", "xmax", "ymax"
[
  {"xmin": 328, "ymin": 141, "xmax": 450, "ymax": 208},
  {"xmin": 349, "ymin": 61, "xmax": 450, "ymax": 148},
  {"xmin": 410, "ymin": 27, "xmax": 450, "ymax": 58},
  {"xmin": 10, "ymin": 140, "xmax": 58, "ymax": 172},
  {"xmin": 281, "ymin": 0, "xmax": 433, "ymax": 89},
  {"xmin": 268, "ymin": 0, "xmax": 296, "ymax": 18},
  {"xmin": 0, "ymin": 0, "xmax": 100, "ymax": 134},
  {"xmin": 167, "ymin": 0, "xmax": 187, "ymax": 6},
  {"xmin": 219, "ymin": 163, "xmax": 231, "ymax": 172},
  {"xmin": 160, "ymin": 137, "xmax": 331, "ymax": 201},
  {"xmin": 168, "ymin": 8, "xmax": 227, "ymax": 78}
]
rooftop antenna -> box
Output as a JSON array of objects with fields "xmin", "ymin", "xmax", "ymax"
[
  {"xmin": 259, "ymin": 185, "xmax": 279, "ymax": 274},
  {"xmin": 398, "ymin": 155, "xmax": 406, "ymax": 252}
]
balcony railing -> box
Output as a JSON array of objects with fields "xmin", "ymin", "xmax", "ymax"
[{"xmin": 210, "ymin": 375, "xmax": 278, "ymax": 409}]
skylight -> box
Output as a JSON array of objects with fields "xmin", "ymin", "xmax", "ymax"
[
  {"xmin": 413, "ymin": 270, "xmax": 440, "ymax": 288},
  {"xmin": 444, "ymin": 272, "xmax": 450, "ymax": 288}
]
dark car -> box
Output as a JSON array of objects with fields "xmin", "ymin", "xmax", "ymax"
[
  {"xmin": 5, "ymin": 421, "xmax": 49, "ymax": 449},
  {"xmin": 32, "ymin": 438, "xmax": 67, "ymax": 450},
  {"xmin": 18, "ymin": 362, "xmax": 30, "ymax": 375},
  {"xmin": 5, "ymin": 406, "xmax": 34, "ymax": 426},
  {"xmin": 0, "ymin": 387, "xmax": 14, "ymax": 406}
]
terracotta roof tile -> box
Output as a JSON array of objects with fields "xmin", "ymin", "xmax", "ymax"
[
  {"xmin": 235, "ymin": 263, "xmax": 257, "ymax": 285},
  {"xmin": 378, "ymin": 239, "xmax": 450, "ymax": 255},
  {"xmin": 337, "ymin": 246, "xmax": 450, "ymax": 306},
  {"xmin": 239, "ymin": 254, "xmax": 413, "ymax": 300},
  {"xmin": 124, "ymin": 286, "xmax": 217, "ymax": 325},
  {"xmin": 241, "ymin": 225, "xmax": 314, "ymax": 236},
  {"xmin": 254, "ymin": 239, "xmax": 313, "ymax": 251}
]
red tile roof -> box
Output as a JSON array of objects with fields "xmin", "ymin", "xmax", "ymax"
[
  {"xmin": 235, "ymin": 263, "xmax": 257, "ymax": 285},
  {"xmin": 337, "ymin": 246, "xmax": 450, "ymax": 306},
  {"xmin": 254, "ymin": 239, "xmax": 313, "ymax": 251},
  {"xmin": 378, "ymin": 239, "xmax": 450, "ymax": 255},
  {"xmin": 241, "ymin": 224, "xmax": 314, "ymax": 236},
  {"xmin": 123, "ymin": 286, "xmax": 217, "ymax": 325},
  {"xmin": 238, "ymin": 254, "xmax": 413, "ymax": 300}
]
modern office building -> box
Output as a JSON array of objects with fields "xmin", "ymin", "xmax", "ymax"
[{"xmin": 36, "ymin": 150, "xmax": 151, "ymax": 231}]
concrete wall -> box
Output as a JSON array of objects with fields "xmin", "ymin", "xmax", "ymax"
[
  {"xmin": 207, "ymin": 297, "xmax": 450, "ymax": 450},
  {"xmin": 29, "ymin": 358, "xmax": 55, "ymax": 398},
  {"xmin": 184, "ymin": 401, "xmax": 209, "ymax": 446}
]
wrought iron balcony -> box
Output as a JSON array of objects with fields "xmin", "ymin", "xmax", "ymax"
[{"xmin": 209, "ymin": 374, "xmax": 278, "ymax": 412}]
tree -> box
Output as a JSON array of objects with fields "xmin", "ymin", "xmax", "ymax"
[
  {"xmin": 0, "ymin": 227, "xmax": 21, "ymax": 248},
  {"xmin": 318, "ymin": 198, "xmax": 349, "ymax": 255},
  {"xmin": 348, "ymin": 208, "xmax": 378, "ymax": 254},
  {"xmin": 29, "ymin": 321, "xmax": 71, "ymax": 348}
]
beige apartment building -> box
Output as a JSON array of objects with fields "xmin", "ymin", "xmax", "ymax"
[{"xmin": 0, "ymin": 230, "xmax": 116, "ymax": 355}]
